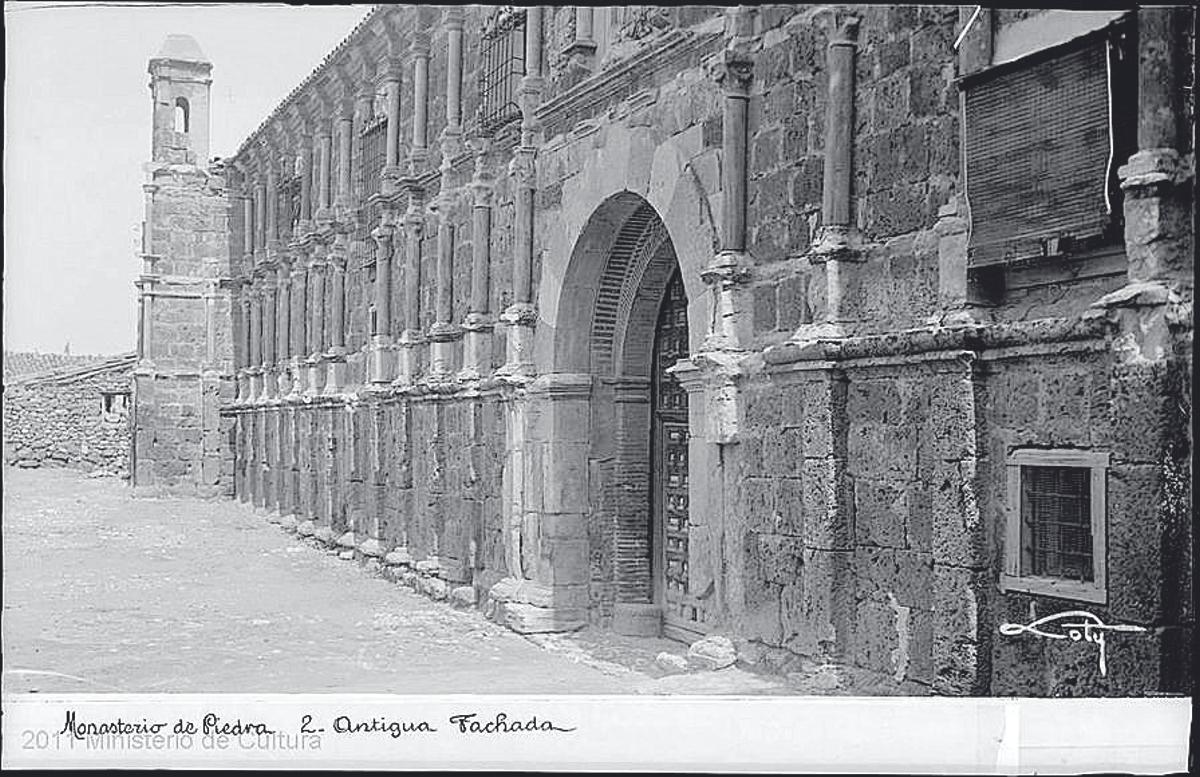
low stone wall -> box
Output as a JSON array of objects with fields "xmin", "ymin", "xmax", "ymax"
[{"xmin": 2, "ymin": 363, "xmax": 134, "ymax": 476}]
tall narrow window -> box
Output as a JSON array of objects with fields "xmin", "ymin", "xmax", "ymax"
[
  {"xmin": 174, "ymin": 97, "xmax": 190, "ymax": 133},
  {"xmin": 358, "ymin": 107, "xmax": 387, "ymax": 230},
  {"xmin": 475, "ymin": 7, "xmax": 526, "ymax": 137}
]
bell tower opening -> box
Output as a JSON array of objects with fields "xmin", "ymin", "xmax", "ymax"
[{"xmin": 148, "ymin": 34, "xmax": 211, "ymax": 166}]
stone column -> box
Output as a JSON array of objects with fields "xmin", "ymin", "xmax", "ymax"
[
  {"xmin": 428, "ymin": 210, "xmax": 457, "ymax": 377},
  {"xmin": 236, "ymin": 193, "xmax": 255, "ymax": 403},
  {"xmin": 249, "ymin": 277, "xmax": 263, "ymax": 401},
  {"xmin": 262, "ymin": 265, "xmax": 277, "ymax": 399},
  {"xmin": 290, "ymin": 254, "xmax": 309, "ymax": 396},
  {"xmin": 498, "ymin": 8, "xmax": 544, "ymax": 375},
  {"xmin": 562, "ymin": 7, "xmax": 598, "ymax": 82},
  {"xmin": 335, "ymin": 102, "xmax": 353, "ymax": 213},
  {"xmin": 461, "ymin": 139, "xmax": 495, "ymax": 379},
  {"xmin": 396, "ymin": 210, "xmax": 424, "ymax": 384},
  {"xmin": 276, "ymin": 256, "xmax": 292, "ymax": 395},
  {"xmin": 324, "ymin": 242, "xmax": 348, "ymax": 394},
  {"xmin": 237, "ymin": 285, "xmax": 252, "ymax": 403},
  {"xmin": 1118, "ymin": 7, "xmax": 1193, "ymax": 290},
  {"xmin": 306, "ymin": 253, "xmax": 327, "ymax": 395},
  {"xmin": 370, "ymin": 224, "xmax": 395, "ymax": 384},
  {"xmin": 315, "ymin": 120, "xmax": 333, "ymax": 224},
  {"xmin": 382, "ymin": 58, "xmax": 402, "ymax": 182},
  {"xmin": 409, "ymin": 32, "xmax": 431, "ymax": 172},
  {"xmin": 445, "ymin": 8, "xmax": 465, "ymax": 129},
  {"xmin": 254, "ymin": 180, "xmax": 267, "ymax": 264},
  {"xmin": 428, "ymin": 9, "xmax": 466, "ymax": 380},
  {"xmin": 809, "ymin": 16, "xmax": 862, "ymax": 336},
  {"xmin": 265, "ymin": 163, "xmax": 279, "ymax": 252},
  {"xmin": 819, "ymin": 18, "xmax": 858, "ymax": 250},
  {"xmin": 700, "ymin": 6, "xmax": 755, "ymax": 354},
  {"xmin": 299, "ymin": 139, "xmax": 313, "ymax": 234},
  {"xmin": 575, "ymin": 7, "xmax": 594, "ymax": 43}
]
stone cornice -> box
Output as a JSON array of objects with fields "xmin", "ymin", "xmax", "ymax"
[
  {"xmin": 763, "ymin": 315, "xmax": 1113, "ymax": 367},
  {"xmin": 536, "ymin": 27, "xmax": 722, "ymax": 140}
]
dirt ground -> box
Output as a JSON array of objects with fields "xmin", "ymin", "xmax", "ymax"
[{"xmin": 2, "ymin": 466, "xmax": 804, "ymax": 695}]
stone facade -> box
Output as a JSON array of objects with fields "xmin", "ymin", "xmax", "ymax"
[
  {"xmin": 2, "ymin": 354, "xmax": 136, "ymax": 475},
  {"xmin": 141, "ymin": 6, "xmax": 1193, "ymax": 696}
]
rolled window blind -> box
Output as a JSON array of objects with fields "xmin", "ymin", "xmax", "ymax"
[{"xmin": 965, "ymin": 38, "xmax": 1113, "ymax": 267}]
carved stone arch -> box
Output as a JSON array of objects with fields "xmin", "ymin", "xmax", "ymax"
[{"xmin": 535, "ymin": 123, "xmax": 719, "ymax": 373}]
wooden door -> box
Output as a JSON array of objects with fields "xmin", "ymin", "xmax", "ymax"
[{"xmin": 651, "ymin": 269, "xmax": 704, "ymax": 641}]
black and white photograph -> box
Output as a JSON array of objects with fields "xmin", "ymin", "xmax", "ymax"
[{"xmin": 2, "ymin": 2, "xmax": 1194, "ymax": 771}]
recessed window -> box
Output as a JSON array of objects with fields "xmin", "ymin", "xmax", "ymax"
[
  {"xmin": 475, "ymin": 7, "xmax": 526, "ymax": 137},
  {"xmin": 174, "ymin": 97, "xmax": 190, "ymax": 133},
  {"xmin": 1002, "ymin": 449, "xmax": 1109, "ymax": 603},
  {"xmin": 101, "ymin": 391, "xmax": 130, "ymax": 414},
  {"xmin": 358, "ymin": 111, "xmax": 387, "ymax": 227},
  {"xmin": 961, "ymin": 18, "xmax": 1134, "ymax": 267}
]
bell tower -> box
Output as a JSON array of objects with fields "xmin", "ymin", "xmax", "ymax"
[
  {"xmin": 148, "ymin": 34, "xmax": 212, "ymax": 166},
  {"xmin": 132, "ymin": 34, "xmax": 233, "ymax": 497}
]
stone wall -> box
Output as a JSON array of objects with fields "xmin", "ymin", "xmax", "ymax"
[
  {"xmin": 132, "ymin": 163, "xmax": 235, "ymax": 496},
  {"xmin": 212, "ymin": 5, "xmax": 1192, "ymax": 696},
  {"xmin": 2, "ymin": 357, "xmax": 135, "ymax": 476}
]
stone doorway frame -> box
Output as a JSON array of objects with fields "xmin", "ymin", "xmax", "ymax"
[{"xmin": 501, "ymin": 124, "xmax": 720, "ymax": 635}]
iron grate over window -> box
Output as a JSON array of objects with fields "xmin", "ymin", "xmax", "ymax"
[
  {"xmin": 1021, "ymin": 465, "xmax": 1093, "ymax": 582},
  {"xmin": 358, "ymin": 114, "xmax": 387, "ymax": 228},
  {"xmin": 962, "ymin": 22, "xmax": 1134, "ymax": 267},
  {"xmin": 475, "ymin": 7, "xmax": 526, "ymax": 137}
]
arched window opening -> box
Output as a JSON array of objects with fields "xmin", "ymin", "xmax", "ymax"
[{"xmin": 174, "ymin": 97, "xmax": 190, "ymax": 133}]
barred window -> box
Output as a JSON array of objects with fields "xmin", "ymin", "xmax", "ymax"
[
  {"xmin": 961, "ymin": 19, "xmax": 1135, "ymax": 268},
  {"xmin": 1003, "ymin": 450, "xmax": 1108, "ymax": 604},
  {"xmin": 474, "ymin": 7, "xmax": 526, "ymax": 137},
  {"xmin": 358, "ymin": 113, "xmax": 387, "ymax": 228}
]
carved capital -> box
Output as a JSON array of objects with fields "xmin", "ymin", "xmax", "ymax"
[
  {"xmin": 720, "ymin": 50, "xmax": 755, "ymax": 97},
  {"xmin": 1119, "ymin": 148, "xmax": 1195, "ymax": 193},
  {"xmin": 831, "ymin": 16, "xmax": 861, "ymax": 47},
  {"xmin": 508, "ymin": 149, "xmax": 537, "ymax": 187},
  {"xmin": 411, "ymin": 30, "xmax": 431, "ymax": 59},
  {"xmin": 499, "ymin": 302, "xmax": 538, "ymax": 327},
  {"xmin": 701, "ymin": 250, "xmax": 754, "ymax": 287}
]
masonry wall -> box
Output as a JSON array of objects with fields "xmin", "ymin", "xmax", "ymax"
[
  {"xmin": 217, "ymin": 5, "xmax": 1193, "ymax": 696},
  {"xmin": 133, "ymin": 162, "xmax": 235, "ymax": 496},
  {"xmin": 2, "ymin": 365, "xmax": 133, "ymax": 475}
]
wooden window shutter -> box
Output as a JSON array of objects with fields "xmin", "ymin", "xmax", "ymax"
[{"xmin": 964, "ymin": 33, "xmax": 1120, "ymax": 267}]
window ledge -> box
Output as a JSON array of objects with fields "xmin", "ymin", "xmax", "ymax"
[{"xmin": 1000, "ymin": 574, "xmax": 1108, "ymax": 605}]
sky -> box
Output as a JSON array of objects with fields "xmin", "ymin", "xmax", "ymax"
[{"xmin": 3, "ymin": 1, "xmax": 373, "ymax": 355}]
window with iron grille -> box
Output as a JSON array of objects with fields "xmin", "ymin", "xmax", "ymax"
[
  {"xmin": 961, "ymin": 20, "xmax": 1135, "ymax": 268},
  {"xmin": 358, "ymin": 113, "xmax": 387, "ymax": 228},
  {"xmin": 1003, "ymin": 449, "xmax": 1108, "ymax": 604},
  {"xmin": 474, "ymin": 7, "xmax": 526, "ymax": 137}
]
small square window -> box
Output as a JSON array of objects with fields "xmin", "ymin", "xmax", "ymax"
[
  {"xmin": 101, "ymin": 391, "xmax": 129, "ymax": 415},
  {"xmin": 1002, "ymin": 449, "xmax": 1108, "ymax": 603}
]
